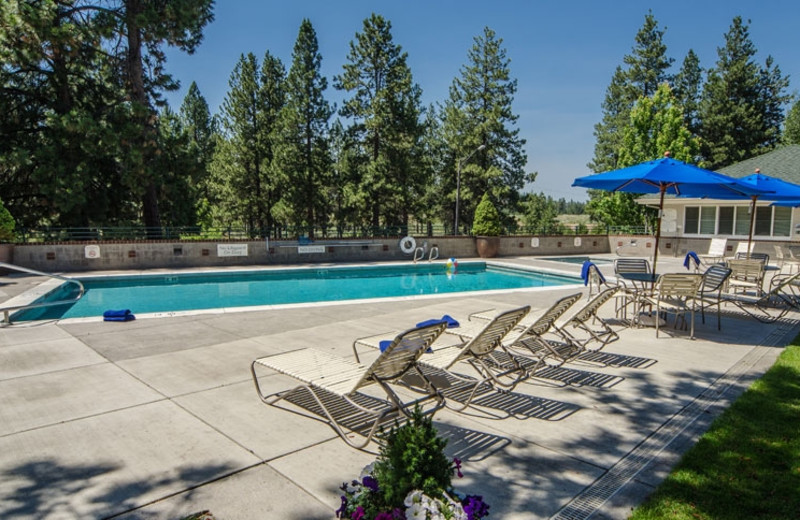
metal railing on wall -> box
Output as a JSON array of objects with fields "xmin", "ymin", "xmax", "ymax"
[{"xmin": 12, "ymin": 222, "xmax": 624, "ymax": 244}]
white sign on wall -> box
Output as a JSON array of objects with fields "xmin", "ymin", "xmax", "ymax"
[
  {"xmin": 84, "ymin": 245, "xmax": 101, "ymax": 259},
  {"xmin": 530, "ymin": 237, "xmax": 540, "ymax": 248},
  {"xmin": 217, "ymin": 244, "xmax": 249, "ymax": 257},
  {"xmin": 298, "ymin": 245, "xmax": 326, "ymax": 254}
]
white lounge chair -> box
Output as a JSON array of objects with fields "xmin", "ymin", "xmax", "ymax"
[
  {"xmin": 251, "ymin": 321, "xmax": 447, "ymax": 450},
  {"xmin": 698, "ymin": 238, "xmax": 727, "ymax": 265},
  {"xmin": 353, "ymin": 306, "xmax": 534, "ymax": 411}
]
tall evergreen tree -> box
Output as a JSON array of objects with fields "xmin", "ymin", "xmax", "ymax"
[
  {"xmin": 94, "ymin": 0, "xmax": 214, "ymax": 232},
  {"xmin": 275, "ymin": 19, "xmax": 332, "ymax": 237},
  {"xmin": 784, "ymin": 98, "xmax": 800, "ymax": 145},
  {"xmin": 673, "ymin": 49, "xmax": 703, "ymax": 137},
  {"xmin": 0, "ymin": 1, "xmax": 132, "ymax": 227},
  {"xmin": 443, "ymin": 26, "xmax": 530, "ymax": 231},
  {"xmin": 589, "ymin": 12, "xmax": 672, "ymax": 173},
  {"xmin": 212, "ymin": 52, "xmax": 280, "ymax": 234},
  {"xmin": 179, "ymin": 82, "xmax": 217, "ymax": 227},
  {"xmin": 698, "ymin": 16, "xmax": 790, "ymax": 169},
  {"xmin": 335, "ymin": 13, "xmax": 425, "ymax": 230}
]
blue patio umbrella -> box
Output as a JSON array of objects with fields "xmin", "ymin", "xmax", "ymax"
[
  {"xmin": 714, "ymin": 170, "xmax": 800, "ymax": 255},
  {"xmin": 572, "ymin": 153, "xmax": 769, "ymax": 273}
]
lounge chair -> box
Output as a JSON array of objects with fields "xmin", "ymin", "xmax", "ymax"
[
  {"xmin": 353, "ymin": 306, "xmax": 535, "ymax": 411},
  {"xmin": 721, "ymin": 271, "xmax": 800, "ymax": 323},
  {"xmin": 642, "ymin": 274, "xmax": 703, "ymax": 338},
  {"xmin": 549, "ymin": 286, "xmax": 621, "ymax": 351},
  {"xmin": 251, "ymin": 321, "xmax": 448, "ymax": 450},
  {"xmin": 698, "ymin": 238, "xmax": 727, "ymax": 265},
  {"xmin": 697, "ymin": 264, "xmax": 732, "ymax": 330},
  {"xmin": 469, "ymin": 293, "xmax": 584, "ymax": 367},
  {"xmin": 773, "ymin": 245, "xmax": 800, "ymax": 274}
]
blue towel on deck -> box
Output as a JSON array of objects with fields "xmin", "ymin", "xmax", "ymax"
[
  {"xmin": 684, "ymin": 251, "xmax": 700, "ymax": 270},
  {"xmin": 416, "ymin": 314, "xmax": 460, "ymax": 329},
  {"xmin": 103, "ymin": 309, "xmax": 135, "ymax": 322},
  {"xmin": 580, "ymin": 261, "xmax": 606, "ymax": 286}
]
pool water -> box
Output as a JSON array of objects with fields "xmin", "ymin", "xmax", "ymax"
[{"xmin": 15, "ymin": 263, "xmax": 581, "ymax": 321}]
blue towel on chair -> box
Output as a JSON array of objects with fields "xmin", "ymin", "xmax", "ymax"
[
  {"xmin": 379, "ymin": 339, "xmax": 433, "ymax": 354},
  {"xmin": 103, "ymin": 309, "xmax": 135, "ymax": 322},
  {"xmin": 581, "ymin": 261, "xmax": 606, "ymax": 286},
  {"xmin": 416, "ymin": 314, "xmax": 460, "ymax": 329},
  {"xmin": 684, "ymin": 251, "xmax": 700, "ymax": 270}
]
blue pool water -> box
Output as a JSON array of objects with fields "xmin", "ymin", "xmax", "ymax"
[{"xmin": 15, "ymin": 262, "xmax": 581, "ymax": 321}]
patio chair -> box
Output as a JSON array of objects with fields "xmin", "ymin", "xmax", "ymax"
[
  {"xmin": 698, "ymin": 238, "xmax": 728, "ymax": 265},
  {"xmin": 613, "ymin": 258, "xmax": 652, "ymax": 319},
  {"xmin": 726, "ymin": 258, "xmax": 766, "ymax": 296},
  {"xmin": 251, "ymin": 321, "xmax": 448, "ymax": 450},
  {"xmin": 353, "ymin": 306, "xmax": 535, "ymax": 411},
  {"xmin": 697, "ymin": 264, "xmax": 732, "ymax": 330},
  {"xmin": 642, "ymin": 273, "xmax": 703, "ymax": 339},
  {"xmin": 735, "ymin": 251, "xmax": 769, "ymax": 265},
  {"xmin": 721, "ymin": 271, "xmax": 800, "ymax": 323}
]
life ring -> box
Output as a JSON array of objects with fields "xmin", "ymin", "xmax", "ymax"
[{"xmin": 399, "ymin": 236, "xmax": 416, "ymax": 254}]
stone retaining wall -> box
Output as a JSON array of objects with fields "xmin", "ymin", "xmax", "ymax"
[{"xmin": 8, "ymin": 234, "xmax": 615, "ymax": 272}]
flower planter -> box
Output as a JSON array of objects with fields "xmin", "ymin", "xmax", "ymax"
[{"xmin": 475, "ymin": 236, "xmax": 500, "ymax": 258}]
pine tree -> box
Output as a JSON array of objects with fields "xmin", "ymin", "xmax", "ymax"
[
  {"xmin": 673, "ymin": 50, "xmax": 703, "ymax": 137},
  {"xmin": 698, "ymin": 16, "xmax": 790, "ymax": 169},
  {"xmin": 589, "ymin": 12, "xmax": 672, "ymax": 173},
  {"xmin": 335, "ymin": 13, "xmax": 425, "ymax": 230},
  {"xmin": 213, "ymin": 52, "xmax": 281, "ymax": 234},
  {"xmin": 443, "ymin": 26, "xmax": 530, "ymax": 231},
  {"xmin": 275, "ymin": 19, "xmax": 332, "ymax": 237},
  {"xmin": 179, "ymin": 82, "xmax": 217, "ymax": 228}
]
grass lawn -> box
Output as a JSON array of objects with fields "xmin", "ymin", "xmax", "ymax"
[{"xmin": 629, "ymin": 343, "xmax": 800, "ymax": 520}]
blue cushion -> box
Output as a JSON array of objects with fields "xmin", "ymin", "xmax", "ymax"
[{"xmin": 103, "ymin": 309, "xmax": 135, "ymax": 322}]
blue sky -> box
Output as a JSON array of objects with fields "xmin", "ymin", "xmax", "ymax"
[{"xmin": 164, "ymin": 0, "xmax": 800, "ymax": 202}]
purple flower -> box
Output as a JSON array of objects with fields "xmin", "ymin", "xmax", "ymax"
[
  {"xmin": 335, "ymin": 496, "xmax": 347, "ymax": 518},
  {"xmin": 453, "ymin": 457, "xmax": 463, "ymax": 478},
  {"xmin": 374, "ymin": 512, "xmax": 395, "ymax": 520},
  {"xmin": 362, "ymin": 475, "xmax": 379, "ymax": 492},
  {"xmin": 392, "ymin": 508, "xmax": 405, "ymax": 519},
  {"xmin": 351, "ymin": 506, "xmax": 366, "ymax": 520},
  {"xmin": 463, "ymin": 495, "xmax": 490, "ymax": 519}
]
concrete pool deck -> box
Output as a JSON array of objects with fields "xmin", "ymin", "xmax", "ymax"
[{"xmin": 1, "ymin": 254, "xmax": 798, "ymax": 519}]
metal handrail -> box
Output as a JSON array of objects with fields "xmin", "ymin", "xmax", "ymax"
[{"xmin": 0, "ymin": 262, "xmax": 85, "ymax": 324}]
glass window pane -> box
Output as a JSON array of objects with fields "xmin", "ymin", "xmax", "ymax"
[
  {"xmin": 684, "ymin": 207, "xmax": 699, "ymax": 234},
  {"xmin": 718, "ymin": 207, "xmax": 734, "ymax": 235},
  {"xmin": 754, "ymin": 207, "xmax": 772, "ymax": 236},
  {"xmin": 773, "ymin": 206, "xmax": 791, "ymax": 237},
  {"xmin": 734, "ymin": 206, "xmax": 751, "ymax": 235},
  {"xmin": 700, "ymin": 207, "xmax": 716, "ymax": 234}
]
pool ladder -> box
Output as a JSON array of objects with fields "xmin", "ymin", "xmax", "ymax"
[
  {"xmin": 413, "ymin": 243, "xmax": 439, "ymax": 264},
  {"xmin": 0, "ymin": 262, "xmax": 85, "ymax": 325}
]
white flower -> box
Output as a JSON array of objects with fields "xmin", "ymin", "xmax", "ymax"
[
  {"xmin": 406, "ymin": 502, "xmax": 427, "ymax": 520},
  {"xmin": 404, "ymin": 489, "xmax": 425, "ymax": 508},
  {"xmin": 359, "ymin": 462, "xmax": 376, "ymax": 480},
  {"xmin": 344, "ymin": 480, "xmax": 360, "ymax": 495}
]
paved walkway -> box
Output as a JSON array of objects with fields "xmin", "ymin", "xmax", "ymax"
[{"xmin": 1, "ymin": 255, "xmax": 797, "ymax": 519}]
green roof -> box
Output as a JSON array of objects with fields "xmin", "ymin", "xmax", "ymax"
[{"xmin": 717, "ymin": 144, "xmax": 800, "ymax": 182}]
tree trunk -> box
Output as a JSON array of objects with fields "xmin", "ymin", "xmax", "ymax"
[{"xmin": 125, "ymin": 0, "xmax": 161, "ymax": 234}]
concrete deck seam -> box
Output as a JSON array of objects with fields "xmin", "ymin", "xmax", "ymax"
[{"xmin": 549, "ymin": 315, "xmax": 799, "ymax": 520}]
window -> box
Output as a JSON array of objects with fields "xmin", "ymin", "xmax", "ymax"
[
  {"xmin": 700, "ymin": 207, "xmax": 716, "ymax": 234},
  {"xmin": 718, "ymin": 206, "xmax": 734, "ymax": 235},
  {"xmin": 684, "ymin": 207, "xmax": 699, "ymax": 234},
  {"xmin": 754, "ymin": 207, "xmax": 772, "ymax": 236},
  {"xmin": 773, "ymin": 206, "xmax": 791, "ymax": 237},
  {"xmin": 734, "ymin": 206, "xmax": 751, "ymax": 235}
]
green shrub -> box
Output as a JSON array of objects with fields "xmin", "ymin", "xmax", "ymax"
[
  {"xmin": 0, "ymin": 199, "xmax": 15, "ymax": 242},
  {"xmin": 472, "ymin": 193, "xmax": 502, "ymax": 236}
]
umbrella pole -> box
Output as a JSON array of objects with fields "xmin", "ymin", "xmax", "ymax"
[
  {"xmin": 746, "ymin": 196, "xmax": 757, "ymax": 259},
  {"xmin": 652, "ymin": 186, "xmax": 665, "ymax": 276}
]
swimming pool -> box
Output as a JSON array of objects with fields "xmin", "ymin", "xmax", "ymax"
[{"xmin": 14, "ymin": 262, "xmax": 581, "ymax": 321}]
